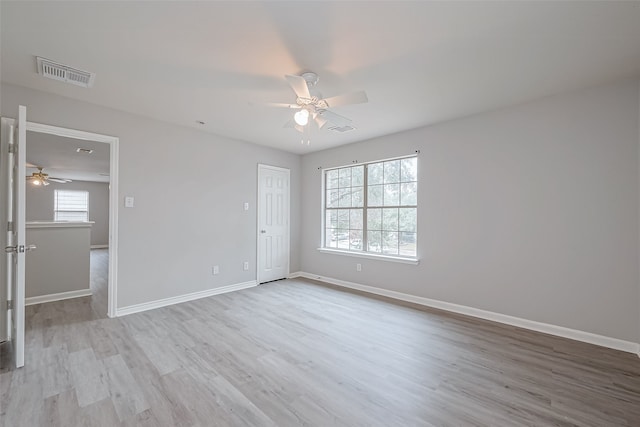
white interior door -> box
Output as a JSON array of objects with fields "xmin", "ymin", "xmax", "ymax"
[
  {"xmin": 4, "ymin": 106, "xmax": 27, "ymax": 368},
  {"xmin": 257, "ymin": 164, "xmax": 290, "ymax": 284},
  {"xmin": 0, "ymin": 119, "xmax": 11, "ymax": 343}
]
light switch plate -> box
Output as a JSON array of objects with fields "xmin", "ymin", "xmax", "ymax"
[
  {"xmin": 124, "ymin": 196, "xmax": 134, "ymax": 208},
  {"xmin": 243, "ymin": 202, "xmax": 249, "ymax": 211}
]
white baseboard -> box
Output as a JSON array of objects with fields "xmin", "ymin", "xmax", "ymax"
[
  {"xmin": 116, "ymin": 280, "xmax": 257, "ymax": 317},
  {"xmin": 289, "ymin": 271, "xmax": 640, "ymax": 356},
  {"xmin": 26, "ymin": 289, "xmax": 92, "ymax": 306},
  {"xmin": 90, "ymin": 244, "xmax": 109, "ymax": 249}
]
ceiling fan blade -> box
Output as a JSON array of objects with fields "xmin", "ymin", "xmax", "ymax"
[
  {"xmin": 285, "ymin": 75, "xmax": 311, "ymax": 99},
  {"xmin": 42, "ymin": 180, "xmax": 50, "ymax": 186},
  {"xmin": 319, "ymin": 110, "xmax": 352, "ymax": 127},
  {"xmin": 267, "ymin": 102, "xmax": 300, "ymax": 109},
  {"xmin": 315, "ymin": 115, "xmax": 328, "ymax": 129},
  {"xmin": 49, "ymin": 178, "xmax": 72, "ymax": 183},
  {"xmin": 322, "ymin": 91, "xmax": 368, "ymax": 108},
  {"xmin": 294, "ymin": 124, "xmax": 305, "ymax": 134}
]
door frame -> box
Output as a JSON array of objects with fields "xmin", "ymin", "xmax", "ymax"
[
  {"xmin": 6, "ymin": 120, "xmax": 120, "ymax": 318},
  {"xmin": 0, "ymin": 117, "xmax": 16, "ymax": 344},
  {"xmin": 256, "ymin": 164, "xmax": 290, "ymax": 284}
]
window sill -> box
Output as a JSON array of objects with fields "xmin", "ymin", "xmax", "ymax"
[{"xmin": 317, "ymin": 248, "xmax": 420, "ymax": 265}]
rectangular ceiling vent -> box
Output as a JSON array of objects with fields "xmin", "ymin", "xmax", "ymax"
[
  {"xmin": 36, "ymin": 57, "xmax": 96, "ymax": 88},
  {"xmin": 328, "ymin": 125, "xmax": 356, "ymax": 133}
]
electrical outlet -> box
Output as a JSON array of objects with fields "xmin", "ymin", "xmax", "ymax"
[
  {"xmin": 356, "ymin": 263, "xmax": 362, "ymax": 272},
  {"xmin": 243, "ymin": 261, "xmax": 249, "ymax": 271},
  {"xmin": 212, "ymin": 265, "xmax": 219, "ymax": 275}
]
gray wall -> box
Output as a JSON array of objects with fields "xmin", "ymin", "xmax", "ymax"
[
  {"xmin": 25, "ymin": 224, "xmax": 91, "ymax": 298},
  {"xmin": 300, "ymin": 78, "xmax": 640, "ymax": 343},
  {"xmin": 26, "ymin": 180, "xmax": 109, "ymax": 246},
  {"xmin": 2, "ymin": 83, "xmax": 301, "ymax": 308}
]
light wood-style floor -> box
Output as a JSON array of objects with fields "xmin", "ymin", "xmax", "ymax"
[
  {"xmin": 1, "ymin": 258, "xmax": 640, "ymax": 426},
  {"xmin": 88, "ymin": 248, "xmax": 109, "ymax": 320}
]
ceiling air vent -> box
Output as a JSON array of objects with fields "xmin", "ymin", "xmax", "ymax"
[
  {"xmin": 36, "ymin": 57, "xmax": 96, "ymax": 88},
  {"xmin": 328, "ymin": 125, "xmax": 356, "ymax": 133}
]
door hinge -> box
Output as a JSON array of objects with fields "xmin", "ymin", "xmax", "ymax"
[
  {"xmin": 8, "ymin": 143, "xmax": 16, "ymax": 154},
  {"xmin": 7, "ymin": 221, "xmax": 14, "ymax": 232},
  {"xmin": 6, "ymin": 300, "xmax": 13, "ymax": 310}
]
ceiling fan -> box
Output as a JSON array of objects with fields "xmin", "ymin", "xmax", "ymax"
[
  {"xmin": 27, "ymin": 167, "xmax": 72, "ymax": 186},
  {"xmin": 268, "ymin": 72, "xmax": 368, "ymax": 135}
]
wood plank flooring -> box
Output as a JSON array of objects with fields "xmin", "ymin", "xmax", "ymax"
[
  {"xmin": 88, "ymin": 249, "xmax": 109, "ymax": 320},
  {"xmin": 1, "ymin": 261, "xmax": 639, "ymax": 426}
]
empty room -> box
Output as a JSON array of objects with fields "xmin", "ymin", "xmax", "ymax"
[{"xmin": 1, "ymin": 1, "xmax": 639, "ymax": 426}]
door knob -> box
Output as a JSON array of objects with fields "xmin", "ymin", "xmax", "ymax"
[
  {"xmin": 260, "ymin": 230, "xmax": 266, "ymax": 234},
  {"xmin": 6, "ymin": 244, "xmax": 37, "ymax": 253}
]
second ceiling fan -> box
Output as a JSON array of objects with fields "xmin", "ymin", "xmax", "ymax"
[
  {"xmin": 268, "ymin": 72, "xmax": 368, "ymax": 134},
  {"xmin": 27, "ymin": 167, "xmax": 72, "ymax": 186}
]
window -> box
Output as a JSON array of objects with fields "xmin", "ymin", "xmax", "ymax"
[
  {"xmin": 54, "ymin": 190, "xmax": 89, "ymax": 221},
  {"xmin": 324, "ymin": 156, "xmax": 417, "ymax": 258}
]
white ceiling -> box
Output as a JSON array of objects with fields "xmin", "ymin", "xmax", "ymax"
[
  {"xmin": 2, "ymin": 1, "xmax": 640, "ymax": 155},
  {"xmin": 26, "ymin": 132, "xmax": 110, "ymax": 183}
]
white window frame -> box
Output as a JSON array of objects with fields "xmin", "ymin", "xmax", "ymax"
[
  {"xmin": 319, "ymin": 155, "xmax": 419, "ymax": 264},
  {"xmin": 54, "ymin": 189, "xmax": 89, "ymax": 222}
]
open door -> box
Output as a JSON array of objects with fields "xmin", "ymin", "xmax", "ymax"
[
  {"xmin": 4, "ymin": 106, "xmax": 28, "ymax": 368},
  {"xmin": 0, "ymin": 119, "xmax": 10, "ymax": 344}
]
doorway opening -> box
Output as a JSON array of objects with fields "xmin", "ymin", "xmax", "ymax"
[
  {"xmin": 25, "ymin": 129, "xmax": 113, "ymax": 318},
  {"xmin": 24, "ymin": 122, "xmax": 119, "ymax": 319}
]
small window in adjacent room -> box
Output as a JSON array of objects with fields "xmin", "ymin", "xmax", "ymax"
[
  {"xmin": 323, "ymin": 155, "xmax": 417, "ymax": 259},
  {"xmin": 54, "ymin": 189, "xmax": 89, "ymax": 221}
]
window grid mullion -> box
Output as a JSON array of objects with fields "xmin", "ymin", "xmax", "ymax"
[
  {"xmin": 363, "ymin": 164, "xmax": 368, "ymax": 253},
  {"xmin": 324, "ymin": 172, "xmax": 327, "ymax": 247},
  {"xmin": 366, "ymin": 205, "xmax": 417, "ymax": 209}
]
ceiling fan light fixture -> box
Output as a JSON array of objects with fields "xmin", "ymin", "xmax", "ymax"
[
  {"xmin": 269, "ymin": 72, "xmax": 368, "ymax": 143},
  {"xmin": 294, "ymin": 109, "xmax": 309, "ymax": 126},
  {"xmin": 28, "ymin": 167, "xmax": 69, "ymax": 186}
]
